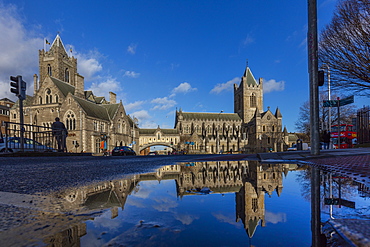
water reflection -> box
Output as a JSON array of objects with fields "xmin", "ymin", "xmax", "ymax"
[
  {"xmin": 3, "ymin": 160, "xmax": 369, "ymax": 246},
  {"xmin": 42, "ymin": 161, "xmax": 304, "ymax": 246}
]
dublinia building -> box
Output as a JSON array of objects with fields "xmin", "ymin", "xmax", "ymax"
[{"xmin": 10, "ymin": 35, "xmax": 138, "ymax": 153}]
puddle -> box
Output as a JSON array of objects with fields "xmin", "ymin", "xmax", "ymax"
[{"xmin": 1, "ymin": 160, "xmax": 369, "ymax": 246}]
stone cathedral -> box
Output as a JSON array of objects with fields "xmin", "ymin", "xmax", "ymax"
[
  {"xmin": 10, "ymin": 35, "xmax": 138, "ymax": 153},
  {"xmin": 9, "ymin": 34, "xmax": 288, "ymax": 154},
  {"xmin": 175, "ymin": 66, "xmax": 287, "ymax": 153}
]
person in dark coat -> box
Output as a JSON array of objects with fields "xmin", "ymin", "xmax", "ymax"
[
  {"xmin": 52, "ymin": 117, "xmax": 68, "ymax": 152},
  {"xmin": 322, "ymin": 130, "xmax": 331, "ymax": 149}
]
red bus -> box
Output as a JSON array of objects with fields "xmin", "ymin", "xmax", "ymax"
[{"xmin": 330, "ymin": 124, "xmax": 357, "ymax": 149}]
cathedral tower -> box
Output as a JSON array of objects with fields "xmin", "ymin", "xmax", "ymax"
[
  {"xmin": 233, "ymin": 66, "xmax": 263, "ymax": 124},
  {"xmin": 37, "ymin": 35, "xmax": 84, "ymax": 97}
]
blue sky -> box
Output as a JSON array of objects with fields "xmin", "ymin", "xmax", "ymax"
[{"xmin": 0, "ymin": 0, "xmax": 367, "ymax": 131}]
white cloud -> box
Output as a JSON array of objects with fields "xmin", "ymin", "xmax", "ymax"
[
  {"xmin": 210, "ymin": 77, "xmax": 239, "ymax": 94},
  {"xmin": 212, "ymin": 212, "xmax": 241, "ymax": 227},
  {"xmin": 0, "ymin": 3, "xmax": 43, "ymax": 99},
  {"xmin": 263, "ymin": 79, "xmax": 285, "ymax": 93},
  {"xmin": 124, "ymin": 70, "xmax": 140, "ymax": 78},
  {"xmin": 76, "ymin": 50, "xmax": 103, "ymax": 81},
  {"xmin": 140, "ymin": 121, "xmax": 158, "ymax": 128},
  {"xmin": 127, "ymin": 43, "xmax": 137, "ymax": 54},
  {"xmin": 125, "ymin": 101, "xmax": 145, "ymax": 112},
  {"xmin": 174, "ymin": 213, "xmax": 199, "ymax": 225},
  {"xmin": 151, "ymin": 97, "xmax": 177, "ymax": 110},
  {"xmin": 171, "ymin": 82, "xmax": 197, "ymax": 96},
  {"xmin": 265, "ymin": 211, "xmax": 287, "ymax": 224},
  {"xmin": 87, "ymin": 77, "xmax": 121, "ymax": 98},
  {"xmin": 243, "ymin": 35, "xmax": 255, "ymax": 46},
  {"xmin": 131, "ymin": 109, "xmax": 151, "ymax": 123}
]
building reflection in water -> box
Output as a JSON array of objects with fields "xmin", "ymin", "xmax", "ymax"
[{"xmin": 42, "ymin": 160, "xmax": 302, "ymax": 246}]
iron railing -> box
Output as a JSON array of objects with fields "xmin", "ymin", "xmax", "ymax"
[{"xmin": 1, "ymin": 121, "xmax": 59, "ymax": 152}]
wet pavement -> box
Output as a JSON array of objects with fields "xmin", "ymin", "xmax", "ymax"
[
  {"xmin": 258, "ymin": 147, "xmax": 370, "ymax": 247},
  {"xmin": 258, "ymin": 148, "xmax": 370, "ymax": 187},
  {"xmin": 0, "ymin": 148, "xmax": 369, "ymax": 246}
]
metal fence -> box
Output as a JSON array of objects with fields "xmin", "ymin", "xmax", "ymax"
[
  {"xmin": 1, "ymin": 121, "xmax": 59, "ymax": 152},
  {"xmin": 357, "ymin": 106, "xmax": 370, "ymax": 144}
]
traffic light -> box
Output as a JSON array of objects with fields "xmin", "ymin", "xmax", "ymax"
[
  {"xmin": 10, "ymin": 76, "xmax": 20, "ymax": 96},
  {"xmin": 10, "ymin": 75, "xmax": 26, "ymax": 99},
  {"xmin": 318, "ymin": 70, "xmax": 325, "ymax": 86}
]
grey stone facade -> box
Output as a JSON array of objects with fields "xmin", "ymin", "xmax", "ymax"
[
  {"xmin": 9, "ymin": 34, "xmax": 287, "ymax": 154},
  {"xmin": 10, "ymin": 35, "xmax": 138, "ymax": 153},
  {"xmin": 175, "ymin": 66, "xmax": 287, "ymax": 153}
]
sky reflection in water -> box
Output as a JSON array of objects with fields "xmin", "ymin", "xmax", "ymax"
[
  {"xmin": 79, "ymin": 161, "xmax": 315, "ymax": 247},
  {"xmin": 62, "ymin": 160, "xmax": 370, "ymax": 247}
]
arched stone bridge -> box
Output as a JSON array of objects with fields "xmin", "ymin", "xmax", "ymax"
[{"xmin": 138, "ymin": 127, "xmax": 180, "ymax": 152}]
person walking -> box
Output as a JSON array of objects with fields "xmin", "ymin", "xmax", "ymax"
[{"xmin": 52, "ymin": 117, "xmax": 68, "ymax": 152}]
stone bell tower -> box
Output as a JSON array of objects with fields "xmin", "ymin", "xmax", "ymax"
[
  {"xmin": 234, "ymin": 66, "xmax": 263, "ymax": 124},
  {"xmin": 36, "ymin": 34, "xmax": 85, "ymax": 98}
]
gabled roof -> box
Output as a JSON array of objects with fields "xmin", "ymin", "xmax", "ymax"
[
  {"xmin": 242, "ymin": 67, "xmax": 258, "ymax": 86},
  {"xmin": 51, "ymin": 77, "xmax": 75, "ymax": 97},
  {"xmin": 247, "ymin": 218, "xmax": 260, "ymax": 238},
  {"xmin": 95, "ymin": 96, "xmax": 106, "ymax": 104},
  {"xmin": 180, "ymin": 112, "xmax": 242, "ymax": 122},
  {"xmin": 50, "ymin": 34, "xmax": 67, "ymax": 55},
  {"xmin": 73, "ymin": 96, "xmax": 111, "ymax": 121},
  {"xmin": 101, "ymin": 103, "xmax": 120, "ymax": 119}
]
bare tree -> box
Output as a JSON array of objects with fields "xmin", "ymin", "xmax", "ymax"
[
  {"xmin": 319, "ymin": 0, "xmax": 370, "ymax": 96},
  {"xmin": 295, "ymin": 92, "xmax": 357, "ymax": 135}
]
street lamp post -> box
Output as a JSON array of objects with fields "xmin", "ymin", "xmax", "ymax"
[{"xmin": 321, "ymin": 64, "xmax": 331, "ymax": 130}]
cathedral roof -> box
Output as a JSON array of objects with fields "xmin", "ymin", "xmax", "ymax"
[
  {"xmin": 51, "ymin": 77, "xmax": 75, "ymax": 97},
  {"xmin": 180, "ymin": 112, "xmax": 242, "ymax": 122},
  {"xmin": 73, "ymin": 96, "xmax": 111, "ymax": 121},
  {"xmin": 247, "ymin": 218, "xmax": 260, "ymax": 238},
  {"xmin": 50, "ymin": 34, "xmax": 67, "ymax": 55},
  {"xmin": 242, "ymin": 67, "xmax": 258, "ymax": 86},
  {"xmin": 101, "ymin": 103, "xmax": 120, "ymax": 119}
]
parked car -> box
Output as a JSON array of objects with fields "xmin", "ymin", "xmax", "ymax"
[
  {"xmin": 111, "ymin": 146, "xmax": 136, "ymax": 156},
  {"xmin": 287, "ymin": 143, "xmax": 310, "ymax": 151},
  {"xmin": 0, "ymin": 137, "xmax": 55, "ymax": 153}
]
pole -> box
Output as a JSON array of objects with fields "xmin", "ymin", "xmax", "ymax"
[
  {"xmin": 19, "ymin": 96, "xmax": 25, "ymax": 152},
  {"xmin": 337, "ymin": 97, "xmax": 340, "ymax": 149},
  {"xmin": 308, "ymin": 0, "xmax": 320, "ymax": 155},
  {"xmin": 311, "ymin": 167, "xmax": 322, "ymax": 247}
]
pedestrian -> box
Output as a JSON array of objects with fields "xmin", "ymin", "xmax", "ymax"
[
  {"xmin": 52, "ymin": 117, "xmax": 68, "ymax": 152},
  {"xmin": 322, "ymin": 130, "xmax": 331, "ymax": 149}
]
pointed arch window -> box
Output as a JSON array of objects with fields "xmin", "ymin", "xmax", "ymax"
[
  {"xmin": 45, "ymin": 88, "xmax": 52, "ymax": 104},
  {"xmin": 65, "ymin": 68, "xmax": 69, "ymax": 82},
  {"xmin": 47, "ymin": 64, "xmax": 52, "ymax": 76},
  {"xmin": 252, "ymin": 198, "xmax": 258, "ymax": 212},
  {"xmin": 65, "ymin": 111, "xmax": 76, "ymax": 130},
  {"xmin": 250, "ymin": 93, "xmax": 256, "ymax": 108}
]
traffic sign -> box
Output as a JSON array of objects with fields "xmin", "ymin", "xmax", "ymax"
[
  {"xmin": 339, "ymin": 95, "xmax": 354, "ymax": 106},
  {"xmin": 323, "ymin": 100, "xmax": 337, "ymax": 107},
  {"xmin": 323, "ymin": 95, "xmax": 354, "ymax": 107},
  {"xmin": 324, "ymin": 198, "xmax": 355, "ymax": 208}
]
